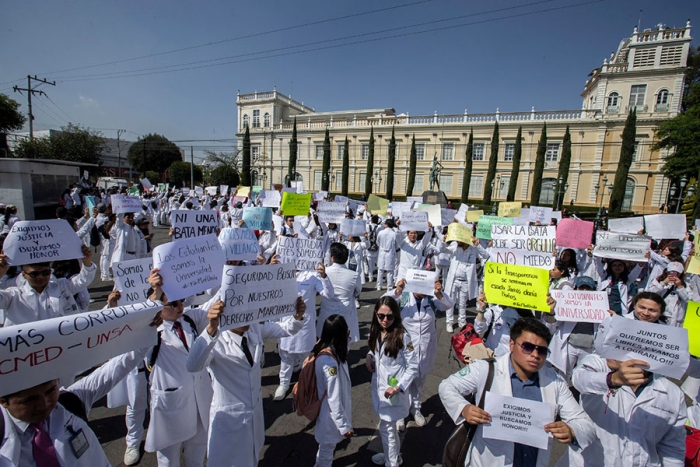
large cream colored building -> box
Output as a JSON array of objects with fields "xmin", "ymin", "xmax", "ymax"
[{"xmin": 236, "ymin": 21, "xmax": 693, "ymax": 214}]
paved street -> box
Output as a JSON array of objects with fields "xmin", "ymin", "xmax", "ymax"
[{"xmin": 86, "ymin": 226, "xmax": 565, "ymax": 466}]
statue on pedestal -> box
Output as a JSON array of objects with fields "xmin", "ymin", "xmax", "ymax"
[{"xmin": 429, "ymin": 155, "xmax": 443, "ymax": 191}]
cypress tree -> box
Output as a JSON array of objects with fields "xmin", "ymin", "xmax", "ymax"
[
  {"xmin": 406, "ymin": 135, "xmax": 417, "ymax": 196},
  {"xmin": 241, "ymin": 125, "xmax": 251, "ymax": 186},
  {"xmin": 530, "ymin": 123, "xmax": 547, "ymax": 206},
  {"xmin": 341, "ymin": 136, "xmax": 349, "ymax": 196},
  {"xmin": 483, "ymin": 122, "xmax": 499, "ymax": 205},
  {"xmin": 364, "ymin": 127, "xmax": 375, "ymax": 197},
  {"xmin": 461, "ymin": 129, "xmax": 474, "ymax": 204},
  {"xmin": 287, "ymin": 117, "xmax": 298, "ymax": 187},
  {"xmin": 507, "ymin": 126, "xmax": 522, "ymax": 202},
  {"xmin": 386, "ymin": 126, "xmax": 396, "ymax": 201},
  {"xmin": 609, "ymin": 109, "xmax": 637, "ymax": 217},
  {"xmin": 554, "ymin": 126, "xmax": 572, "ymax": 209},
  {"xmin": 321, "ymin": 128, "xmax": 331, "ymax": 191}
]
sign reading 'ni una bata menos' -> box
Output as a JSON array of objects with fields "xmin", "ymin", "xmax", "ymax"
[{"xmin": 171, "ymin": 210, "xmax": 219, "ymax": 240}]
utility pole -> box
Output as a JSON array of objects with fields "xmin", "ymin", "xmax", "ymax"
[
  {"xmin": 13, "ymin": 75, "xmax": 56, "ymax": 140},
  {"xmin": 191, "ymin": 146, "xmax": 194, "ymax": 189},
  {"xmin": 116, "ymin": 129, "xmax": 126, "ymax": 178}
]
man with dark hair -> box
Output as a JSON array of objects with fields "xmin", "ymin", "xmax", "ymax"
[
  {"xmin": 281, "ymin": 215, "xmax": 296, "ymax": 237},
  {"xmin": 439, "ymin": 317, "xmax": 595, "ymax": 466},
  {"xmin": 318, "ymin": 242, "xmax": 362, "ymax": 343},
  {"xmin": 376, "ymin": 219, "xmax": 398, "ymax": 291}
]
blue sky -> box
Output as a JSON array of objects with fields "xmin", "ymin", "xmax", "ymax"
[{"xmin": 1, "ymin": 0, "xmax": 698, "ymax": 161}]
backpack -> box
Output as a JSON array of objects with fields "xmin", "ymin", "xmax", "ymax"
[
  {"xmin": 687, "ymin": 426, "xmax": 700, "ymax": 467},
  {"xmin": 292, "ymin": 348, "xmax": 336, "ymax": 421},
  {"xmin": 58, "ymin": 195, "xmax": 67, "ymax": 207},
  {"xmin": 89, "ymin": 224, "xmax": 101, "ymax": 247},
  {"xmin": 368, "ymin": 225, "xmax": 378, "ymax": 252},
  {"xmin": 147, "ymin": 314, "xmax": 198, "ymax": 372},
  {"xmin": 450, "ymin": 323, "xmax": 486, "ymax": 365}
]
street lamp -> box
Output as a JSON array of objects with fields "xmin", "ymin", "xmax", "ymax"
[
  {"xmin": 670, "ymin": 176, "xmax": 695, "ymax": 214},
  {"xmin": 554, "ymin": 176, "xmax": 569, "ymax": 211}
]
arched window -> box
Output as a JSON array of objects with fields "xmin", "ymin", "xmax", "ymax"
[
  {"xmin": 539, "ymin": 178, "xmax": 557, "ymax": 205},
  {"xmin": 622, "ymin": 178, "xmax": 635, "ymax": 211},
  {"xmin": 264, "ymin": 112, "xmax": 270, "ymax": 127},
  {"xmin": 607, "ymin": 92, "xmax": 620, "ymax": 107},
  {"xmin": 242, "ymin": 114, "xmax": 249, "ymax": 128},
  {"xmin": 656, "ymin": 89, "xmax": 669, "ymax": 104}
]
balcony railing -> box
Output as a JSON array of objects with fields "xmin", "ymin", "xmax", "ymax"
[{"xmin": 654, "ymin": 103, "xmax": 670, "ymax": 112}]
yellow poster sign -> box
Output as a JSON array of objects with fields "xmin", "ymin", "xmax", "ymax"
[
  {"xmin": 445, "ymin": 223, "xmax": 473, "ymax": 244},
  {"xmin": 367, "ymin": 194, "xmax": 389, "ymax": 216},
  {"xmin": 687, "ymin": 236, "xmax": 700, "ymax": 275},
  {"xmin": 484, "ymin": 262, "xmax": 550, "ymax": 312},
  {"xmin": 466, "ymin": 210, "xmax": 484, "ymax": 223},
  {"xmin": 280, "ymin": 192, "xmax": 312, "ymax": 216},
  {"xmin": 684, "ymin": 301, "xmax": 700, "ymax": 357},
  {"xmin": 498, "ymin": 202, "xmax": 522, "ymax": 218},
  {"xmin": 237, "ymin": 186, "xmax": 251, "ymax": 197}
]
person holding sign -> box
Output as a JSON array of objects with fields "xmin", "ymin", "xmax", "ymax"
[
  {"xmin": 319, "ymin": 243, "xmax": 362, "ymax": 343},
  {"xmin": 395, "ymin": 220, "xmax": 433, "ymax": 282},
  {"xmin": 439, "ymin": 318, "xmax": 595, "ymax": 467},
  {"xmin": 572, "ymin": 291, "xmax": 688, "ymax": 467},
  {"xmin": 185, "ymin": 296, "xmax": 308, "ymax": 467},
  {"xmin": 646, "ymin": 261, "xmax": 690, "ymax": 327},
  {"xmin": 376, "ymin": 219, "xmax": 399, "ymax": 291},
  {"xmin": 110, "ymin": 213, "xmax": 146, "ymax": 266},
  {"xmin": 474, "ymin": 291, "xmax": 532, "ymax": 358}
]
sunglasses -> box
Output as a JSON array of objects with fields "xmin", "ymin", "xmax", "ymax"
[
  {"xmin": 516, "ymin": 341, "xmax": 550, "ymax": 357},
  {"xmin": 24, "ymin": 269, "xmax": 52, "ymax": 278},
  {"xmin": 164, "ymin": 300, "xmax": 182, "ymax": 307},
  {"xmin": 376, "ymin": 313, "xmax": 395, "ymax": 321}
]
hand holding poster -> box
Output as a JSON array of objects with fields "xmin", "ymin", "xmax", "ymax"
[
  {"xmin": 595, "ymin": 314, "xmax": 689, "ymax": 379},
  {"xmin": 556, "ymin": 218, "xmax": 594, "ymax": 249},
  {"xmin": 688, "ymin": 236, "xmax": 700, "ymax": 275},
  {"xmin": 482, "ymin": 392, "xmax": 553, "ymax": 450},
  {"xmin": 475, "ymin": 216, "xmax": 514, "ymax": 240},
  {"xmin": 684, "ymin": 301, "xmax": 700, "ymax": 357},
  {"xmin": 412, "ymin": 204, "xmax": 441, "ymax": 226},
  {"xmin": 317, "ymin": 202, "xmax": 347, "ymax": 224},
  {"xmin": 3, "ymin": 219, "xmax": 85, "ymax": 265},
  {"xmin": 171, "ymin": 210, "xmax": 219, "ymax": 240},
  {"xmin": 206, "ymin": 186, "xmax": 218, "ymax": 196},
  {"xmin": 466, "ymin": 210, "xmax": 484, "ymax": 223},
  {"xmin": 607, "ymin": 216, "xmax": 644, "ymax": 234},
  {"xmin": 340, "ymin": 218, "xmax": 366, "ymax": 237},
  {"xmin": 593, "ymin": 231, "xmax": 650, "ymax": 262},
  {"xmin": 391, "ymin": 201, "xmax": 413, "ymax": 218},
  {"xmin": 280, "ymin": 192, "xmax": 312, "ymax": 216},
  {"xmin": 441, "ymin": 209, "xmax": 458, "ymax": 226},
  {"xmin": 644, "ymin": 214, "xmax": 686, "ymax": 240},
  {"xmin": 220, "ymin": 184, "xmax": 229, "ymax": 195},
  {"xmin": 113, "ymin": 257, "xmax": 154, "ymax": 306},
  {"xmin": 403, "ymin": 269, "xmax": 437, "ymax": 296},
  {"xmin": 484, "ymin": 262, "xmax": 550, "ymax": 312},
  {"xmin": 242, "ymin": 207, "xmax": 273, "ymax": 230},
  {"xmin": 277, "ymin": 236, "xmax": 324, "ymax": 271},
  {"xmin": 218, "ymin": 228, "xmax": 260, "ymax": 262},
  {"xmin": 399, "ymin": 211, "xmax": 429, "ymax": 232},
  {"xmin": 237, "ymin": 186, "xmax": 251, "ymax": 197},
  {"xmin": 498, "ymin": 202, "xmax": 522, "ymax": 218},
  {"xmin": 550, "ymin": 289, "xmax": 609, "ymax": 323},
  {"xmin": 529, "ymin": 206, "xmax": 553, "ymax": 224},
  {"xmin": 153, "ymin": 234, "xmax": 225, "ymax": 301},
  {"xmin": 111, "ymin": 194, "xmax": 142, "ymax": 214},
  {"xmin": 490, "ymin": 225, "xmax": 556, "ymax": 270},
  {"xmin": 445, "ymin": 222, "xmax": 473, "ymax": 244},
  {"xmin": 219, "ymin": 262, "xmax": 298, "ymax": 330}
]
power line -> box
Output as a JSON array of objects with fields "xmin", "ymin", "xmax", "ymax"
[{"xmin": 45, "ymin": 95, "xmax": 78, "ymax": 123}]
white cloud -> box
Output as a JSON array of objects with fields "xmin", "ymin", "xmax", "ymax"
[{"xmin": 77, "ymin": 95, "xmax": 99, "ymax": 109}]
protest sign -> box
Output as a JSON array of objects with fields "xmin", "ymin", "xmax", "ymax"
[
  {"xmin": 293, "ymin": 220, "xmax": 310, "ymax": 239},
  {"xmin": 195, "ymin": 186, "xmax": 204, "ymax": 196},
  {"xmin": 403, "ymin": 269, "xmax": 437, "ymax": 296},
  {"xmin": 390, "ymin": 201, "xmax": 413, "ymax": 218},
  {"xmin": 529, "ymin": 206, "xmax": 553, "ymax": 224},
  {"xmin": 113, "ymin": 257, "xmax": 153, "ymax": 306},
  {"xmin": 498, "ymin": 202, "xmax": 522, "ymax": 218},
  {"xmin": 219, "ymin": 262, "xmax": 298, "ymax": 330},
  {"xmin": 171, "ymin": 210, "xmax": 219, "ymax": 240},
  {"xmin": 334, "ymin": 195, "xmax": 348, "ymax": 203},
  {"xmin": 3, "ymin": 219, "xmax": 85, "ymax": 266},
  {"xmin": 595, "ymin": 314, "xmax": 689, "ymax": 379},
  {"xmin": 140, "ymin": 178, "xmax": 153, "ymax": 190},
  {"xmin": 413, "ymin": 204, "xmax": 441, "ymax": 226},
  {"xmin": 236, "ymin": 186, "xmax": 250, "ymax": 198},
  {"xmin": 277, "ymin": 236, "xmax": 324, "ymax": 271},
  {"xmin": 407, "ymin": 196, "xmax": 423, "ymax": 205},
  {"xmin": 292, "ymin": 180, "xmax": 304, "ymax": 193},
  {"xmin": 644, "ymin": 214, "xmax": 686, "ymax": 240},
  {"xmin": 218, "ymin": 228, "xmax": 260, "ymax": 262},
  {"xmin": 153, "ymin": 234, "xmax": 225, "ymax": 301},
  {"xmin": 367, "ymin": 194, "xmax": 389, "ymax": 215},
  {"xmin": 232, "ymin": 196, "xmax": 247, "ymax": 205},
  {"xmin": 513, "ymin": 217, "xmax": 529, "ymax": 226},
  {"xmin": 182, "ymin": 187, "xmax": 190, "ymax": 195},
  {"xmin": 260, "ymin": 190, "xmax": 281, "ymax": 207},
  {"xmin": 158, "ymin": 183, "xmax": 166, "ymax": 192},
  {"xmin": 607, "ymin": 216, "xmax": 644, "ymax": 234},
  {"xmin": 242, "ymin": 207, "xmax": 273, "ymax": 230},
  {"xmin": 556, "ymin": 218, "xmax": 594, "ymax": 249},
  {"xmin": 593, "ymin": 231, "xmax": 650, "ymax": 262},
  {"xmin": 445, "ymin": 222, "xmax": 473, "ymax": 244},
  {"xmin": 475, "ymin": 216, "xmax": 514, "ymax": 240},
  {"xmin": 441, "ymin": 209, "xmax": 458, "ymax": 226},
  {"xmin": 551, "ymin": 211, "xmax": 562, "ymax": 222},
  {"xmin": 490, "ymin": 225, "xmax": 556, "ymax": 270},
  {"xmin": 280, "ymin": 192, "xmax": 312, "ymax": 216},
  {"xmin": 0, "ymin": 301, "xmax": 160, "ymax": 396},
  {"xmin": 399, "ymin": 211, "xmax": 429, "ymax": 232},
  {"xmin": 340, "ymin": 218, "xmax": 366, "ymax": 237},
  {"xmin": 456, "ymin": 203, "xmax": 469, "ymax": 222},
  {"xmin": 550, "ymin": 289, "xmax": 610, "ymax": 323},
  {"xmin": 84, "ymin": 195, "xmax": 96, "ymax": 210},
  {"xmin": 111, "ymin": 194, "xmax": 142, "ymax": 214},
  {"xmin": 272, "ymin": 215, "xmax": 283, "ymax": 235},
  {"xmin": 466, "ymin": 210, "xmax": 484, "ymax": 223},
  {"xmin": 206, "ymin": 186, "xmax": 217, "ymax": 196},
  {"xmin": 347, "ymin": 199, "xmax": 363, "ymax": 213},
  {"xmin": 688, "ymin": 236, "xmax": 700, "ymax": 275},
  {"xmin": 684, "ymin": 301, "xmax": 700, "ymax": 357},
  {"xmin": 314, "ymin": 191, "xmax": 328, "ymax": 201},
  {"xmin": 482, "ymin": 392, "xmax": 553, "ymax": 450},
  {"xmin": 220, "ymin": 184, "xmax": 229, "ymax": 195},
  {"xmin": 317, "ymin": 201, "xmax": 347, "ymax": 224},
  {"xmin": 484, "ymin": 262, "xmax": 550, "ymax": 312},
  {"xmin": 252, "ymin": 185, "xmax": 263, "ymax": 194},
  {"xmin": 128, "ymin": 186, "xmax": 140, "ymax": 196}
]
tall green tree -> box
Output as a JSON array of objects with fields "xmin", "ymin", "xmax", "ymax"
[
  {"xmin": 241, "ymin": 125, "xmax": 251, "ymax": 186},
  {"xmin": 127, "ymin": 133, "xmax": 182, "ymax": 175},
  {"xmin": 608, "ymin": 109, "xmax": 637, "ymax": 217},
  {"xmin": 364, "ymin": 127, "xmax": 375, "ymax": 198},
  {"xmin": 483, "ymin": 122, "xmax": 499, "ymax": 205},
  {"xmin": 14, "ymin": 123, "xmax": 105, "ymax": 165},
  {"xmin": 507, "ymin": 126, "xmax": 522, "ymax": 201},
  {"xmin": 406, "ymin": 135, "xmax": 417, "ymax": 196},
  {"xmin": 288, "ymin": 117, "xmax": 298, "ymax": 186},
  {"xmin": 530, "ymin": 123, "xmax": 547, "ymax": 206},
  {"xmin": 385, "ymin": 127, "xmax": 396, "ymax": 201},
  {"xmin": 341, "ymin": 136, "xmax": 349, "ymax": 196},
  {"xmin": 656, "ymin": 83, "xmax": 700, "ymax": 180},
  {"xmin": 321, "ymin": 128, "xmax": 331, "ymax": 191},
  {"xmin": 461, "ymin": 129, "xmax": 474, "ymax": 204},
  {"xmin": 167, "ymin": 161, "xmax": 203, "ymax": 187},
  {"xmin": 0, "ymin": 94, "xmax": 26, "ymax": 156},
  {"xmin": 554, "ymin": 126, "xmax": 572, "ymax": 209}
]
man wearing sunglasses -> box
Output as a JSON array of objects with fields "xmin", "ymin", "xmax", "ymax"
[
  {"xmin": 439, "ymin": 318, "xmax": 595, "ymax": 467},
  {"xmin": 0, "ymin": 245, "xmax": 96, "ymax": 326}
]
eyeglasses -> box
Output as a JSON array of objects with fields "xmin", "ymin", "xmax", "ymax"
[
  {"xmin": 23, "ymin": 269, "xmax": 52, "ymax": 278},
  {"xmin": 164, "ymin": 300, "xmax": 182, "ymax": 307},
  {"xmin": 516, "ymin": 341, "xmax": 550, "ymax": 357},
  {"xmin": 376, "ymin": 313, "xmax": 395, "ymax": 321}
]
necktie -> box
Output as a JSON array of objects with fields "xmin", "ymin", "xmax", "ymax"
[
  {"xmin": 416, "ymin": 296, "xmax": 423, "ymax": 310},
  {"xmin": 172, "ymin": 321, "xmax": 189, "ymax": 351},
  {"xmin": 30, "ymin": 422, "xmax": 61, "ymax": 467},
  {"xmin": 241, "ymin": 336, "xmax": 254, "ymax": 367}
]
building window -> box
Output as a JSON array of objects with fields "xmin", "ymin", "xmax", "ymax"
[
  {"xmin": 504, "ymin": 143, "xmax": 515, "ymax": 161},
  {"xmin": 414, "ymin": 174, "xmax": 424, "ymax": 191},
  {"xmin": 633, "ymin": 47, "xmax": 656, "ymax": 68},
  {"xmin": 359, "ymin": 172, "xmax": 366, "ymax": 189},
  {"xmin": 242, "ymin": 114, "xmax": 249, "ymax": 128},
  {"xmin": 498, "ymin": 175, "xmax": 510, "ymax": 198},
  {"xmin": 545, "ymin": 143, "xmax": 559, "ymax": 162},
  {"xmin": 416, "ymin": 143, "xmax": 425, "ymax": 161},
  {"xmin": 539, "ymin": 178, "xmax": 557, "ymax": 205},
  {"xmin": 607, "ymin": 92, "xmax": 620, "ymax": 109},
  {"xmin": 439, "ymin": 174, "xmax": 452, "ymax": 194},
  {"xmin": 469, "ymin": 175, "xmax": 483, "ymax": 198},
  {"xmin": 252, "ymin": 110, "xmax": 260, "ymax": 128},
  {"xmin": 632, "ymin": 141, "xmax": 640, "ymax": 161},
  {"xmin": 361, "ymin": 144, "xmax": 369, "ymax": 160},
  {"xmin": 314, "ymin": 172, "xmax": 322, "ymax": 190},
  {"xmin": 655, "ymin": 89, "xmax": 670, "ymax": 112},
  {"xmin": 251, "ymin": 145, "xmax": 260, "ymax": 162},
  {"xmin": 337, "ymin": 144, "xmax": 345, "ymax": 160},
  {"xmin": 629, "ymin": 85, "xmax": 647, "ymax": 107},
  {"xmin": 441, "ymin": 143, "xmax": 454, "ymax": 161},
  {"xmin": 622, "ymin": 178, "xmax": 635, "ymax": 211},
  {"xmin": 473, "ymin": 143, "xmax": 485, "ymax": 161},
  {"xmin": 660, "ymin": 45, "xmax": 683, "ymax": 66},
  {"xmin": 335, "ymin": 171, "xmax": 342, "ymax": 191},
  {"xmin": 264, "ymin": 112, "xmax": 270, "ymax": 127},
  {"xmin": 316, "ymin": 145, "xmax": 324, "ymax": 159}
]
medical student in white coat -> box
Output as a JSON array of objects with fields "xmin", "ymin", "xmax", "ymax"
[
  {"xmin": 313, "ymin": 314, "xmax": 354, "ymax": 467},
  {"xmin": 384, "ymin": 278, "xmax": 454, "ymax": 428},
  {"xmin": 366, "ymin": 296, "xmax": 419, "ymax": 467},
  {"xmin": 394, "ymin": 222, "xmax": 433, "ymax": 281},
  {"xmin": 110, "ymin": 212, "xmax": 146, "ymax": 266},
  {"xmin": 571, "ymin": 291, "xmax": 687, "ymax": 467},
  {"xmin": 185, "ymin": 297, "xmax": 308, "ymax": 467},
  {"xmin": 439, "ymin": 318, "xmax": 595, "ymax": 467},
  {"xmin": 376, "ymin": 219, "xmax": 398, "ymax": 290},
  {"xmin": 319, "ymin": 242, "xmax": 362, "ymax": 343}
]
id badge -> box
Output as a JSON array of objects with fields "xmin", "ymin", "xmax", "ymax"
[{"xmin": 69, "ymin": 429, "xmax": 89, "ymax": 458}]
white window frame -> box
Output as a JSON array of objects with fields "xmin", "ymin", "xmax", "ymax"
[
  {"xmin": 314, "ymin": 172, "xmax": 322, "ymax": 190},
  {"xmin": 242, "ymin": 114, "xmax": 249, "ymax": 128},
  {"xmin": 441, "ymin": 143, "xmax": 454, "ymax": 161},
  {"xmin": 361, "ymin": 144, "xmax": 369, "ymax": 160},
  {"xmin": 545, "ymin": 143, "xmax": 559, "ymax": 162},
  {"xmin": 473, "ymin": 143, "xmax": 485, "ymax": 161},
  {"xmin": 607, "ymin": 92, "xmax": 620, "ymax": 107},
  {"xmin": 504, "ymin": 143, "xmax": 515, "ymax": 162},
  {"xmin": 252, "ymin": 109, "xmax": 260, "ymax": 128},
  {"xmin": 439, "ymin": 174, "xmax": 452, "ymax": 194},
  {"xmin": 337, "ymin": 144, "xmax": 345, "ymax": 160},
  {"xmin": 315, "ymin": 145, "xmax": 324, "ymax": 160},
  {"xmin": 630, "ymin": 85, "xmax": 647, "ymax": 107},
  {"xmin": 263, "ymin": 112, "xmax": 270, "ymax": 127},
  {"xmin": 251, "ymin": 145, "xmax": 260, "ymax": 162},
  {"xmin": 469, "ymin": 175, "xmax": 483, "ymax": 197},
  {"xmin": 416, "ymin": 143, "xmax": 425, "ymax": 161}
]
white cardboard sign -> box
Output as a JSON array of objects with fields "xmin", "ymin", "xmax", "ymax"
[
  {"xmin": 399, "ymin": 211, "xmax": 429, "ymax": 232},
  {"xmin": 261, "ymin": 190, "xmax": 281, "ymax": 208},
  {"xmin": 528, "ymin": 206, "xmax": 553, "ymax": 224},
  {"xmin": 391, "ymin": 201, "xmax": 413, "ymax": 218},
  {"xmin": 482, "ymin": 392, "xmax": 554, "ymax": 450},
  {"xmin": 220, "ymin": 184, "xmax": 229, "ymax": 195},
  {"xmin": 593, "ymin": 231, "xmax": 650, "ymax": 262},
  {"xmin": 607, "ymin": 217, "xmax": 644, "ymax": 234},
  {"xmin": 217, "ymin": 228, "xmax": 260, "ymax": 262},
  {"xmin": 111, "ymin": 194, "xmax": 142, "ymax": 214},
  {"xmin": 403, "ymin": 269, "xmax": 437, "ymax": 296},
  {"xmin": 206, "ymin": 186, "xmax": 217, "ymax": 196},
  {"xmin": 317, "ymin": 202, "xmax": 347, "ymax": 224},
  {"xmin": 113, "ymin": 257, "xmax": 154, "ymax": 306},
  {"xmin": 171, "ymin": 210, "xmax": 219, "ymax": 240},
  {"xmin": 140, "ymin": 178, "xmax": 152, "ymax": 190},
  {"xmin": 340, "ymin": 218, "xmax": 366, "ymax": 237},
  {"xmin": 277, "ymin": 236, "xmax": 324, "ymax": 271},
  {"xmin": 550, "ymin": 289, "xmax": 609, "ymax": 323},
  {"xmin": 3, "ymin": 219, "xmax": 85, "ymax": 266},
  {"xmin": 334, "ymin": 195, "xmax": 348, "ymax": 203},
  {"xmin": 489, "ymin": 224, "xmax": 556, "ymax": 270},
  {"xmin": 644, "ymin": 214, "xmax": 686, "ymax": 240}
]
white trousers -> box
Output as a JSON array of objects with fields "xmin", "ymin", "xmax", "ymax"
[
  {"xmin": 279, "ymin": 349, "xmax": 303, "ymax": 387},
  {"xmin": 379, "ymin": 419, "xmax": 401, "ymax": 467},
  {"xmin": 156, "ymin": 413, "xmax": 208, "ymax": 467},
  {"xmin": 125, "ymin": 369, "xmax": 149, "ymax": 448},
  {"xmin": 408, "ymin": 370, "xmax": 427, "ymax": 412},
  {"xmin": 377, "ymin": 269, "xmax": 394, "ymax": 290},
  {"xmin": 314, "ymin": 442, "xmax": 337, "ymax": 467},
  {"xmin": 446, "ymin": 280, "xmax": 470, "ymax": 326},
  {"xmin": 100, "ymin": 253, "xmax": 111, "ymax": 280}
]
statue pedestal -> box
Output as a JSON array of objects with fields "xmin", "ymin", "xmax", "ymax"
[{"xmin": 421, "ymin": 190, "xmax": 448, "ymax": 208}]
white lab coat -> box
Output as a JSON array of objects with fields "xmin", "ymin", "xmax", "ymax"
[
  {"xmin": 319, "ymin": 263, "xmax": 362, "ymax": 342},
  {"xmin": 396, "ymin": 230, "xmax": 433, "ymax": 280},
  {"xmin": 473, "ymin": 305, "xmax": 524, "ymax": 357},
  {"xmin": 185, "ymin": 318, "xmax": 306, "ymax": 467},
  {"xmin": 438, "ymin": 354, "xmax": 596, "ymax": 467},
  {"xmin": 646, "ymin": 278, "xmax": 690, "ymax": 327},
  {"xmin": 572, "ymin": 353, "xmax": 687, "ymax": 467},
  {"xmin": 443, "ymin": 242, "xmax": 490, "ymax": 303},
  {"xmin": 376, "ymin": 228, "xmax": 398, "ymax": 271},
  {"xmin": 110, "ymin": 215, "xmax": 146, "ymax": 265},
  {"xmin": 314, "ymin": 354, "xmax": 352, "ymax": 445},
  {"xmin": 369, "ymin": 331, "xmax": 419, "ymax": 422},
  {"xmin": 144, "ymin": 309, "xmax": 213, "ymax": 453}
]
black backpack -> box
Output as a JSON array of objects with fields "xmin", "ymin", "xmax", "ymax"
[
  {"xmin": 89, "ymin": 224, "xmax": 101, "ymax": 247},
  {"xmin": 368, "ymin": 225, "xmax": 378, "ymax": 252},
  {"xmin": 147, "ymin": 314, "xmax": 198, "ymax": 371}
]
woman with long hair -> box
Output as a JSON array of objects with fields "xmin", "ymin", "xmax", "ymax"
[
  {"xmin": 313, "ymin": 314, "xmax": 353, "ymax": 467},
  {"xmin": 366, "ymin": 296, "xmax": 419, "ymax": 467},
  {"xmin": 645, "ymin": 262, "xmax": 689, "ymax": 327},
  {"xmin": 0, "ymin": 205, "xmax": 19, "ymax": 235}
]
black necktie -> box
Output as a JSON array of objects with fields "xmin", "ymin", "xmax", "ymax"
[
  {"xmin": 241, "ymin": 336, "xmax": 254, "ymax": 367},
  {"xmin": 416, "ymin": 296, "xmax": 423, "ymax": 310},
  {"xmin": 172, "ymin": 321, "xmax": 189, "ymax": 351}
]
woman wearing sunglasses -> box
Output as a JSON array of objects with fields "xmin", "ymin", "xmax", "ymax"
[{"xmin": 366, "ymin": 296, "xmax": 419, "ymax": 466}]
